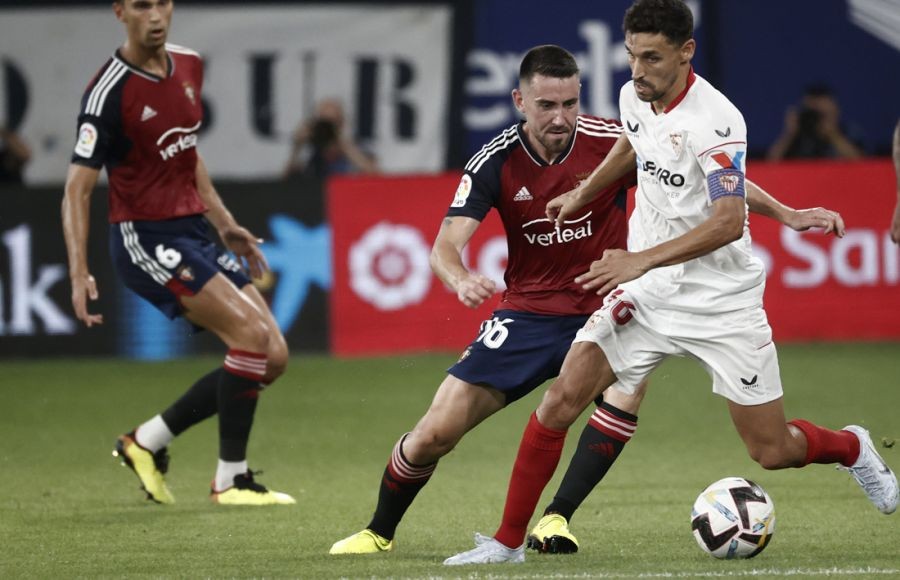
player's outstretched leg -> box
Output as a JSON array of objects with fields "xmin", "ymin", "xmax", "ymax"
[
  {"xmin": 786, "ymin": 419, "xmax": 897, "ymax": 514},
  {"xmin": 529, "ymin": 392, "xmax": 640, "ymax": 554},
  {"xmin": 112, "ymin": 369, "xmax": 223, "ymax": 504},
  {"xmin": 113, "ymin": 430, "xmax": 174, "ymax": 504},
  {"xmin": 330, "ymin": 433, "xmax": 436, "ymax": 554},
  {"xmin": 332, "ymin": 375, "xmax": 504, "ymax": 554},
  {"xmin": 210, "ymin": 350, "xmax": 295, "ymax": 506},
  {"xmin": 444, "ymin": 412, "xmax": 566, "ymax": 565},
  {"xmin": 160, "ymin": 368, "xmax": 223, "ymax": 435},
  {"xmin": 839, "ymin": 425, "xmax": 898, "ymax": 514}
]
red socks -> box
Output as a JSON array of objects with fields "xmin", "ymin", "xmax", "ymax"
[
  {"xmin": 494, "ymin": 413, "xmax": 567, "ymax": 548},
  {"xmin": 788, "ymin": 419, "xmax": 860, "ymax": 467}
]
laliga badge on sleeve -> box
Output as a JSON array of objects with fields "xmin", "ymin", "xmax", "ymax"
[
  {"xmin": 451, "ymin": 174, "xmax": 472, "ymax": 208},
  {"xmin": 74, "ymin": 122, "xmax": 98, "ymax": 158}
]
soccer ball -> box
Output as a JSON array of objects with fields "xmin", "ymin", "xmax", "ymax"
[{"xmin": 691, "ymin": 476, "xmax": 775, "ymax": 559}]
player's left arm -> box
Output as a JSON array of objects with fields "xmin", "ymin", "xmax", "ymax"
[
  {"xmin": 578, "ymin": 196, "xmax": 745, "ymax": 296},
  {"xmin": 580, "ymin": 118, "xmax": 748, "ymax": 295},
  {"xmin": 746, "ymin": 179, "xmax": 844, "ymax": 237},
  {"xmin": 195, "ymin": 154, "xmax": 268, "ymax": 279}
]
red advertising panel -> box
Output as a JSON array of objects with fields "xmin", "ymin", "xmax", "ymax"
[
  {"xmin": 330, "ymin": 161, "xmax": 900, "ymax": 356},
  {"xmin": 329, "ymin": 174, "xmax": 505, "ymax": 356},
  {"xmin": 747, "ymin": 159, "xmax": 900, "ymax": 341}
]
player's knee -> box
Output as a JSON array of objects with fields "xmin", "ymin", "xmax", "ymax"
[
  {"xmin": 233, "ymin": 316, "xmax": 271, "ymax": 353},
  {"xmin": 406, "ymin": 427, "xmax": 457, "ymax": 462},
  {"xmin": 539, "ymin": 381, "xmax": 584, "ymax": 429},
  {"xmin": 264, "ymin": 335, "xmax": 289, "ymax": 383},
  {"xmin": 747, "ymin": 443, "xmax": 790, "ymax": 470}
]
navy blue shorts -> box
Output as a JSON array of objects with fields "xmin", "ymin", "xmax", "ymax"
[
  {"xmin": 448, "ymin": 309, "xmax": 589, "ymax": 405},
  {"xmin": 109, "ymin": 215, "xmax": 250, "ymax": 319}
]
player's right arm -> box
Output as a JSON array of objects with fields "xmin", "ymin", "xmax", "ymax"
[
  {"xmin": 430, "ymin": 216, "xmax": 496, "ymax": 309},
  {"xmin": 62, "ymin": 163, "xmax": 103, "ymax": 327},
  {"xmin": 547, "ymin": 133, "xmax": 636, "ymax": 226}
]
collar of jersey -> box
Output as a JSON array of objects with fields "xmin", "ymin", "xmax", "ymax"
[
  {"xmin": 113, "ymin": 49, "xmax": 175, "ymax": 83},
  {"xmin": 516, "ymin": 120, "xmax": 576, "ymax": 167},
  {"xmin": 653, "ymin": 66, "xmax": 697, "ymax": 115}
]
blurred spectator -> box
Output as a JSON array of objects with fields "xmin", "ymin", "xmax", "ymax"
[
  {"xmin": 767, "ymin": 84, "xmax": 865, "ymax": 161},
  {"xmin": 0, "ymin": 125, "xmax": 31, "ymax": 184},
  {"xmin": 890, "ymin": 119, "xmax": 900, "ymax": 244},
  {"xmin": 283, "ymin": 98, "xmax": 378, "ymax": 179}
]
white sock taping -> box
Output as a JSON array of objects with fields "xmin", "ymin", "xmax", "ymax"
[
  {"xmin": 134, "ymin": 415, "xmax": 174, "ymax": 453},
  {"xmin": 215, "ymin": 459, "xmax": 248, "ymax": 492}
]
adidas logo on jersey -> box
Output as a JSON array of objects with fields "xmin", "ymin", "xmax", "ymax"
[
  {"xmin": 513, "ymin": 187, "xmax": 533, "ymax": 201},
  {"xmin": 141, "ymin": 105, "xmax": 158, "ymax": 122}
]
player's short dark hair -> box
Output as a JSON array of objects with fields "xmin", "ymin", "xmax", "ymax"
[
  {"xmin": 623, "ymin": 0, "xmax": 694, "ymax": 47},
  {"xmin": 519, "ymin": 45, "xmax": 579, "ymax": 84}
]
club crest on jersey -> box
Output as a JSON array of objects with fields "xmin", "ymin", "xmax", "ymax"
[
  {"xmin": 183, "ymin": 82, "xmax": 196, "ymax": 105},
  {"xmin": 74, "ymin": 122, "xmax": 98, "ymax": 158},
  {"xmin": 451, "ymin": 174, "xmax": 472, "ymax": 208},
  {"xmin": 177, "ymin": 265, "xmax": 195, "ymax": 282},
  {"xmin": 718, "ymin": 173, "xmax": 741, "ymax": 193},
  {"xmin": 669, "ymin": 132, "xmax": 684, "ymax": 157}
]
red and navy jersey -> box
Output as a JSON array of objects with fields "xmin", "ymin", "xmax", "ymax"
[
  {"xmin": 447, "ymin": 115, "xmax": 635, "ymax": 316},
  {"xmin": 71, "ymin": 44, "xmax": 207, "ymax": 223}
]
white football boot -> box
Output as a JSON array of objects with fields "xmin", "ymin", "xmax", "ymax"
[
  {"xmin": 839, "ymin": 425, "xmax": 898, "ymax": 515},
  {"xmin": 443, "ymin": 532, "xmax": 524, "ymax": 565}
]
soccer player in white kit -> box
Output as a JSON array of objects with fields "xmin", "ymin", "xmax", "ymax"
[{"xmin": 444, "ymin": 0, "xmax": 897, "ymax": 566}]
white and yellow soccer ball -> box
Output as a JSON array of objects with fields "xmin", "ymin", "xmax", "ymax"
[{"xmin": 691, "ymin": 476, "xmax": 775, "ymax": 559}]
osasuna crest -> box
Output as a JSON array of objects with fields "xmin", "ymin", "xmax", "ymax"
[
  {"xmin": 183, "ymin": 82, "xmax": 196, "ymax": 105},
  {"xmin": 669, "ymin": 132, "xmax": 684, "ymax": 157}
]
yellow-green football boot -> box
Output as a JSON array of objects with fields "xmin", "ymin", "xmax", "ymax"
[
  {"xmin": 211, "ymin": 471, "xmax": 296, "ymax": 506},
  {"xmin": 329, "ymin": 529, "xmax": 394, "ymax": 554},
  {"xmin": 113, "ymin": 432, "xmax": 175, "ymax": 504},
  {"xmin": 526, "ymin": 513, "xmax": 579, "ymax": 554}
]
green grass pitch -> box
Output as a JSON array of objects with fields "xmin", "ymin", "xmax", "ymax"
[{"xmin": 1, "ymin": 343, "xmax": 898, "ymax": 578}]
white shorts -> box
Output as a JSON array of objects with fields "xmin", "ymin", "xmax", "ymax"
[{"xmin": 573, "ymin": 289, "xmax": 783, "ymax": 405}]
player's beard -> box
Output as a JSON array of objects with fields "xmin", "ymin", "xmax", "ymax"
[
  {"xmin": 634, "ymin": 80, "xmax": 664, "ymax": 102},
  {"xmin": 539, "ymin": 127, "xmax": 571, "ymax": 157}
]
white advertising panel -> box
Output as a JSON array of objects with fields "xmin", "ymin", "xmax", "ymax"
[{"xmin": 0, "ymin": 5, "xmax": 451, "ymax": 183}]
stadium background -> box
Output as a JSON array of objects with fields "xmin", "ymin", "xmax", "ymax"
[{"xmin": 1, "ymin": 0, "xmax": 898, "ymax": 358}]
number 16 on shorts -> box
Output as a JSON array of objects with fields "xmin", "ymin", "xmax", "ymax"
[{"xmin": 476, "ymin": 317, "xmax": 514, "ymax": 349}]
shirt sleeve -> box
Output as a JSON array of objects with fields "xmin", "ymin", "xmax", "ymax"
[
  {"xmin": 70, "ymin": 77, "xmax": 120, "ymax": 169},
  {"xmin": 445, "ymin": 169, "xmax": 498, "ymax": 222},
  {"xmin": 693, "ymin": 109, "xmax": 748, "ymax": 202},
  {"xmin": 70, "ymin": 114, "xmax": 114, "ymax": 169}
]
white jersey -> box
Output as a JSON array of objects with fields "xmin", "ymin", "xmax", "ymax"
[{"xmin": 619, "ymin": 71, "xmax": 765, "ymax": 313}]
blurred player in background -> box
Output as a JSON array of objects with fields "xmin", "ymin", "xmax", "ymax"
[
  {"xmin": 445, "ymin": 0, "xmax": 896, "ymax": 565},
  {"xmin": 330, "ymin": 43, "xmax": 846, "ymax": 557},
  {"xmin": 61, "ymin": 0, "xmax": 294, "ymax": 506}
]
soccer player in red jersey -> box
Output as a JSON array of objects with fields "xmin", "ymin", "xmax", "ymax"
[
  {"xmin": 62, "ymin": 0, "xmax": 294, "ymax": 506},
  {"xmin": 330, "ymin": 44, "xmax": 845, "ymax": 556}
]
